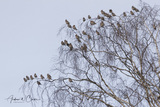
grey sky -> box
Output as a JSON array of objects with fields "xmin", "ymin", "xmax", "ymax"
[{"xmin": 0, "ymin": 0, "xmax": 160, "ymax": 107}]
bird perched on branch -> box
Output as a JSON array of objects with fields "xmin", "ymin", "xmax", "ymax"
[
  {"xmin": 40, "ymin": 74, "xmax": 44, "ymax": 79},
  {"xmin": 132, "ymin": 6, "xmax": 139, "ymax": 12},
  {"xmin": 117, "ymin": 22, "xmax": 121, "ymax": 27},
  {"xmin": 26, "ymin": 76, "xmax": 29, "ymax": 80},
  {"xmin": 23, "ymin": 78, "xmax": 27, "ymax": 82},
  {"xmin": 101, "ymin": 10, "xmax": 112, "ymax": 18},
  {"xmin": 65, "ymin": 19, "xmax": 71, "ymax": 28},
  {"xmin": 81, "ymin": 46, "xmax": 84, "ymax": 51},
  {"xmin": 153, "ymin": 24, "xmax": 156, "ymax": 30},
  {"xmin": 83, "ymin": 43, "xmax": 87, "ymax": 52},
  {"xmin": 130, "ymin": 11, "xmax": 134, "ymax": 15},
  {"xmin": 65, "ymin": 19, "xmax": 70, "ymax": 25},
  {"xmin": 68, "ymin": 43, "xmax": 73, "ymax": 51},
  {"xmin": 109, "ymin": 9, "xmax": 116, "ymax": 16},
  {"xmin": 88, "ymin": 15, "xmax": 91, "ymax": 19},
  {"xmin": 109, "ymin": 9, "xmax": 113, "ymax": 13},
  {"xmin": 61, "ymin": 41, "xmax": 65, "ymax": 45},
  {"xmin": 30, "ymin": 75, "xmax": 34, "ymax": 80},
  {"xmin": 97, "ymin": 15, "xmax": 101, "ymax": 19},
  {"xmin": 101, "ymin": 10, "xmax": 105, "ymax": 15},
  {"xmin": 72, "ymin": 25, "xmax": 77, "ymax": 30},
  {"xmin": 83, "ymin": 17, "xmax": 86, "ymax": 22},
  {"xmin": 37, "ymin": 81, "xmax": 41, "ymax": 85},
  {"xmin": 69, "ymin": 78, "xmax": 73, "ymax": 82},
  {"xmin": 75, "ymin": 35, "xmax": 81, "ymax": 42},
  {"xmin": 96, "ymin": 30, "xmax": 100, "ymax": 35},
  {"xmin": 123, "ymin": 12, "xmax": 127, "ymax": 17},
  {"xmin": 100, "ymin": 21, "xmax": 104, "ymax": 27},
  {"xmin": 64, "ymin": 40, "xmax": 68, "ymax": 45},
  {"xmin": 82, "ymin": 31, "xmax": 87, "ymax": 35},
  {"xmin": 101, "ymin": 17, "xmax": 104, "ymax": 20},
  {"xmin": 47, "ymin": 74, "xmax": 52, "ymax": 80},
  {"xmin": 34, "ymin": 73, "xmax": 37, "ymax": 78},
  {"xmin": 90, "ymin": 21, "xmax": 96, "ymax": 25},
  {"xmin": 111, "ymin": 13, "xmax": 116, "ymax": 16}
]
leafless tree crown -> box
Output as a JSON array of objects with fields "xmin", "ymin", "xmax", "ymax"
[{"xmin": 21, "ymin": 3, "xmax": 160, "ymax": 107}]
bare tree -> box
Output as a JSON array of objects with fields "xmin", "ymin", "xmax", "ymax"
[{"xmin": 21, "ymin": 2, "xmax": 160, "ymax": 107}]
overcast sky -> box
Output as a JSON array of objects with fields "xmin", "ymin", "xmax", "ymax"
[{"xmin": 0, "ymin": 0, "xmax": 160, "ymax": 107}]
